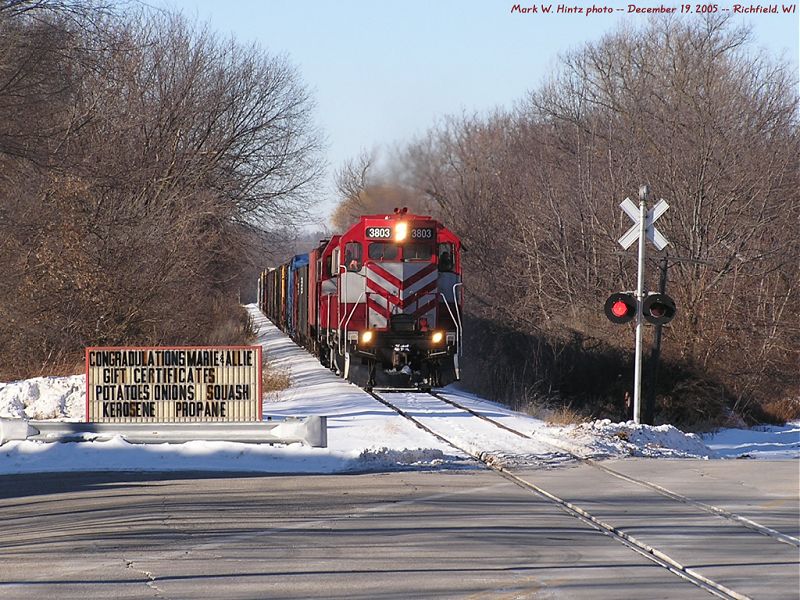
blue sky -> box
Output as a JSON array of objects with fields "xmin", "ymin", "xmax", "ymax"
[{"xmin": 159, "ymin": 0, "xmax": 799, "ymax": 224}]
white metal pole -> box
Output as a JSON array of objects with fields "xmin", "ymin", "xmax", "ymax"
[{"xmin": 633, "ymin": 186, "xmax": 648, "ymax": 424}]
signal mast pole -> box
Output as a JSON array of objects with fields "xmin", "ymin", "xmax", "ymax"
[{"xmin": 633, "ymin": 185, "xmax": 649, "ymax": 424}]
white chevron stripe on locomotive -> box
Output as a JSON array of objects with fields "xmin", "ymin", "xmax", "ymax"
[
  {"xmin": 366, "ymin": 263, "xmax": 437, "ymax": 303},
  {"xmin": 365, "ymin": 262, "xmax": 438, "ymax": 327},
  {"xmin": 402, "ymin": 270, "xmax": 437, "ymax": 301},
  {"xmin": 365, "ymin": 267, "xmax": 399, "ymax": 299},
  {"xmin": 366, "ymin": 298, "xmax": 435, "ymax": 328}
]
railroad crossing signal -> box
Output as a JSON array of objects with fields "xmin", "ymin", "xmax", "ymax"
[
  {"xmin": 615, "ymin": 185, "xmax": 673, "ymax": 425},
  {"xmin": 605, "ymin": 292, "xmax": 676, "ymax": 326},
  {"xmin": 618, "ymin": 197, "xmax": 670, "ymax": 251}
]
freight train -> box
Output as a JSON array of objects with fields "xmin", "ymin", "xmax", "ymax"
[{"xmin": 258, "ymin": 208, "xmax": 463, "ymax": 390}]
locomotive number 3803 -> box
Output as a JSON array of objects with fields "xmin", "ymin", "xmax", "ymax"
[
  {"xmin": 365, "ymin": 226, "xmax": 434, "ymax": 240},
  {"xmin": 411, "ymin": 228, "xmax": 434, "ymax": 239},
  {"xmin": 366, "ymin": 227, "xmax": 392, "ymax": 239}
]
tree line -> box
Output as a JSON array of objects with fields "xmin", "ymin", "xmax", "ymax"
[
  {"xmin": 0, "ymin": 1, "xmax": 321, "ymax": 377},
  {"xmin": 335, "ymin": 16, "xmax": 799, "ymax": 426}
]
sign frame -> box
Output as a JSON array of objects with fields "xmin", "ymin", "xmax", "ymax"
[{"xmin": 85, "ymin": 346, "xmax": 263, "ymax": 424}]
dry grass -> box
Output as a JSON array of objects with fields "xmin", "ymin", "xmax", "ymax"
[
  {"xmin": 756, "ymin": 397, "xmax": 800, "ymax": 425},
  {"xmin": 545, "ymin": 404, "xmax": 588, "ymax": 426},
  {"xmin": 262, "ymin": 357, "xmax": 291, "ymax": 402},
  {"xmin": 45, "ymin": 359, "xmax": 86, "ymax": 377},
  {"xmin": 494, "ymin": 387, "xmax": 588, "ymax": 426},
  {"xmin": 208, "ymin": 302, "xmax": 257, "ymax": 345},
  {"xmin": 0, "ymin": 353, "xmax": 84, "ymax": 382}
]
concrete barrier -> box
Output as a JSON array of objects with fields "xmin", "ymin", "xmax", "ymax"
[{"xmin": 0, "ymin": 416, "xmax": 327, "ymax": 447}]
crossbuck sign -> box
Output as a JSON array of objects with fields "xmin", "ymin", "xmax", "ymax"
[{"xmin": 618, "ymin": 197, "xmax": 670, "ymax": 250}]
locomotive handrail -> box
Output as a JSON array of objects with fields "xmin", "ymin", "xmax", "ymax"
[
  {"xmin": 453, "ymin": 282, "xmax": 463, "ymax": 357},
  {"xmin": 439, "ymin": 288, "xmax": 464, "ymax": 358},
  {"xmin": 439, "ymin": 292, "xmax": 459, "ymax": 352},
  {"xmin": 326, "ymin": 296, "xmax": 332, "ymax": 350},
  {"xmin": 363, "ymin": 262, "xmax": 370, "ymax": 328},
  {"xmin": 331, "ymin": 264, "xmax": 347, "ymax": 353},
  {"xmin": 340, "ymin": 291, "xmax": 365, "ymax": 356}
]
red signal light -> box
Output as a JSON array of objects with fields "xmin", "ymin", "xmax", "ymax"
[
  {"xmin": 604, "ymin": 293, "xmax": 637, "ymax": 324},
  {"xmin": 611, "ymin": 301, "xmax": 630, "ymax": 318}
]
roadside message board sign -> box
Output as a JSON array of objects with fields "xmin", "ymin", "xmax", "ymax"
[{"xmin": 86, "ymin": 346, "xmax": 262, "ymax": 423}]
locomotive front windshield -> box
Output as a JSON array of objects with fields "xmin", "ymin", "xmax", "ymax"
[
  {"xmin": 403, "ymin": 242, "xmax": 434, "ymax": 261},
  {"xmin": 368, "ymin": 242, "xmax": 399, "ymax": 261},
  {"xmin": 368, "ymin": 241, "xmax": 435, "ymax": 262}
]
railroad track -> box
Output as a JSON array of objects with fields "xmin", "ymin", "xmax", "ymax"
[{"xmin": 367, "ymin": 389, "xmax": 800, "ymax": 600}]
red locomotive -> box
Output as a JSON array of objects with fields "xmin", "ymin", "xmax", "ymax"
[{"xmin": 258, "ymin": 208, "xmax": 463, "ymax": 390}]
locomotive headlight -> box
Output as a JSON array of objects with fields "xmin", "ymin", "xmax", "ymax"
[
  {"xmin": 431, "ymin": 331, "xmax": 444, "ymax": 345},
  {"xmin": 360, "ymin": 330, "xmax": 374, "ymax": 345},
  {"xmin": 395, "ymin": 222, "xmax": 408, "ymax": 242}
]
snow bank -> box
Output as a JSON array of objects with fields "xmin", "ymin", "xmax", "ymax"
[
  {"xmin": 0, "ymin": 375, "xmax": 84, "ymax": 421},
  {"xmin": 558, "ymin": 419, "xmax": 715, "ymax": 459},
  {"xmin": 0, "ymin": 437, "xmax": 469, "ymax": 475}
]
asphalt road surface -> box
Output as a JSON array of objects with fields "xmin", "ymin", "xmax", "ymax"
[{"xmin": 0, "ymin": 459, "xmax": 797, "ymax": 599}]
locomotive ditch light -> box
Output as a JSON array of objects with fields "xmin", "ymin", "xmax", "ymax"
[
  {"xmin": 360, "ymin": 329, "xmax": 375, "ymax": 345},
  {"xmin": 431, "ymin": 331, "xmax": 445, "ymax": 345},
  {"xmin": 642, "ymin": 293, "xmax": 676, "ymax": 325},
  {"xmin": 604, "ymin": 292, "xmax": 637, "ymax": 324}
]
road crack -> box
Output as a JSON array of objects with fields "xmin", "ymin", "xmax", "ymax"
[{"xmin": 124, "ymin": 558, "xmax": 167, "ymax": 598}]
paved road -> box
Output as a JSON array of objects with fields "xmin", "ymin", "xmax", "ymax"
[{"xmin": 0, "ymin": 460, "xmax": 797, "ymax": 599}]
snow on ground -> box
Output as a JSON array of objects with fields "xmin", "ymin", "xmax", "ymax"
[
  {"xmin": 0, "ymin": 304, "xmax": 797, "ymax": 475},
  {"xmin": 702, "ymin": 422, "xmax": 800, "ymax": 459},
  {"xmin": 430, "ymin": 390, "xmax": 717, "ymax": 461}
]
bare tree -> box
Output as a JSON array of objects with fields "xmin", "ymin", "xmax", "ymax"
[
  {"xmin": 330, "ymin": 149, "xmax": 433, "ymax": 231},
  {"xmin": 334, "ymin": 150, "xmax": 374, "ymax": 204},
  {"xmin": 528, "ymin": 16, "xmax": 799, "ymax": 404},
  {"xmin": 0, "ymin": 5, "xmax": 323, "ymax": 377}
]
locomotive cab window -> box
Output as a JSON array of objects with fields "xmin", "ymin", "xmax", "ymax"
[
  {"xmin": 344, "ymin": 242, "xmax": 362, "ymax": 271},
  {"xmin": 368, "ymin": 242, "xmax": 399, "ymax": 261},
  {"xmin": 403, "ymin": 242, "xmax": 434, "ymax": 261},
  {"xmin": 330, "ymin": 249, "xmax": 339, "ymax": 276},
  {"xmin": 438, "ymin": 243, "xmax": 454, "ymax": 272}
]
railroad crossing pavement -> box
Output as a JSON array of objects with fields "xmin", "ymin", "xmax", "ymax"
[
  {"xmin": 510, "ymin": 459, "xmax": 799, "ymax": 600},
  {"xmin": 597, "ymin": 458, "xmax": 800, "ymax": 538},
  {"xmin": 0, "ymin": 460, "xmax": 797, "ymax": 599}
]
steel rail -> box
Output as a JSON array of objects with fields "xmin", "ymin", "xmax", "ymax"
[{"xmin": 367, "ymin": 390, "xmax": 754, "ymax": 600}]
